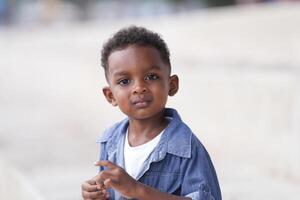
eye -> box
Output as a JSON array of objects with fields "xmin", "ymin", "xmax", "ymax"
[
  {"xmin": 118, "ymin": 78, "xmax": 131, "ymax": 86},
  {"xmin": 145, "ymin": 74, "xmax": 159, "ymax": 81}
]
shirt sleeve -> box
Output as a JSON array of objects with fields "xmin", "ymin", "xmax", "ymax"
[{"xmin": 180, "ymin": 137, "xmax": 222, "ymax": 200}]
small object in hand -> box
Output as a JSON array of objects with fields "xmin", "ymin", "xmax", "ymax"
[{"xmin": 96, "ymin": 181, "xmax": 106, "ymax": 191}]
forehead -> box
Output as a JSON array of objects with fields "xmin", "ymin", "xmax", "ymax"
[{"xmin": 107, "ymin": 45, "xmax": 169, "ymax": 76}]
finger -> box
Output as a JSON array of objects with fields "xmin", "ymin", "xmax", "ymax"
[
  {"xmin": 90, "ymin": 196, "xmax": 109, "ymax": 200},
  {"xmin": 82, "ymin": 190, "xmax": 105, "ymax": 199},
  {"xmin": 96, "ymin": 183, "xmax": 106, "ymax": 191},
  {"xmin": 82, "ymin": 181, "xmax": 99, "ymax": 192},
  {"xmin": 98, "ymin": 170, "xmax": 116, "ymax": 183},
  {"xmin": 86, "ymin": 196, "xmax": 108, "ymax": 200},
  {"xmin": 93, "ymin": 173, "xmax": 108, "ymax": 187},
  {"xmin": 103, "ymin": 178, "xmax": 114, "ymax": 188},
  {"xmin": 104, "ymin": 192, "xmax": 110, "ymax": 199},
  {"xmin": 87, "ymin": 179, "xmax": 97, "ymax": 185},
  {"xmin": 94, "ymin": 160, "xmax": 116, "ymax": 169},
  {"xmin": 94, "ymin": 190, "xmax": 110, "ymax": 200}
]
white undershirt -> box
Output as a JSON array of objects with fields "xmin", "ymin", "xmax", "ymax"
[{"xmin": 124, "ymin": 129, "xmax": 164, "ymax": 179}]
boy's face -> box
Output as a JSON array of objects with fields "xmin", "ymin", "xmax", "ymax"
[{"xmin": 103, "ymin": 45, "xmax": 178, "ymax": 120}]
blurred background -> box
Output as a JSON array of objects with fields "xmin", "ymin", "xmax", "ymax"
[{"xmin": 1, "ymin": 0, "xmax": 300, "ymax": 199}]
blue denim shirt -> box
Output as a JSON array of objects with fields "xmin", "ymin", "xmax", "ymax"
[{"xmin": 97, "ymin": 108, "xmax": 221, "ymax": 200}]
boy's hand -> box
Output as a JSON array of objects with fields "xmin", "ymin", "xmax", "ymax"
[
  {"xmin": 94, "ymin": 160, "xmax": 139, "ymax": 199},
  {"xmin": 81, "ymin": 177, "xmax": 109, "ymax": 200}
]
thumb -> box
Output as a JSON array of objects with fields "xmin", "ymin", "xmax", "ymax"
[{"xmin": 103, "ymin": 178, "xmax": 114, "ymax": 188}]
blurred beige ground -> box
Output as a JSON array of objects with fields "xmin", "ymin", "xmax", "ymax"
[
  {"xmin": 1, "ymin": 2, "xmax": 300, "ymax": 200},
  {"xmin": 0, "ymin": 159, "xmax": 44, "ymax": 200}
]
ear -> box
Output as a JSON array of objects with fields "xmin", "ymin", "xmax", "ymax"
[
  {"xmin": 102, "ymin": 87, "xmax": 118, "ymax": 106},
  {"xmin": 168, "ymin": 75, "xmax": 179, "ymax": 96}
]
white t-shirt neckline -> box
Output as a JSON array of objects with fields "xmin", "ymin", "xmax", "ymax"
[{"xmin": 124, "ymin": 129, "xmax": 164, "ymax": 179}]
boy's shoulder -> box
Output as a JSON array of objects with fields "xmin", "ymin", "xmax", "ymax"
[
  {"xmin": 96, "ymin": 118, "xmax": 129, "ymax": 144},
  {"xmin": 167, "ymin": 119, "xmax": 206, "ymax": 158}
]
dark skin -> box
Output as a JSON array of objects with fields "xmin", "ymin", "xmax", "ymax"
[{"xmin": 82, "ymin": 45, "xmax": 190, "ymax": 200}]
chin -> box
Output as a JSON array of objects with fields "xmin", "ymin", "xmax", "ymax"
[{"xmin": 132, "ymin": 108, "xmax": 165, "ymax": 120}]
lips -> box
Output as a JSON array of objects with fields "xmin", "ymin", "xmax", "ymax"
[{"xmin": 131, "ymin": 96, "xmax": 152, "ymax": 108}]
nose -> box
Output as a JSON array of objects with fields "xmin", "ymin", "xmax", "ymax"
[{"xmin": 133, "ymin": 80, "xmax": 148, "ymax": 94}]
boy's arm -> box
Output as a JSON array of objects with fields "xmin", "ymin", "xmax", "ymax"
[
  {"xmin": 179, "ymin": 141, "xmax": 222, "ymax": 200},
  {"xmin": 94, "ymin": 161, "xmax": 191, "ymax": 200}
]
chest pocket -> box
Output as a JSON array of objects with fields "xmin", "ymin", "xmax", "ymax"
[{"xmin": 139, "ymin": 154, "xmax": 182, "ymax": 194}]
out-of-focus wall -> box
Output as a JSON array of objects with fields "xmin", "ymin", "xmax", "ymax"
[{"xmin": 0, "ymin": 2, "xmax": 300, "ymax": 200}]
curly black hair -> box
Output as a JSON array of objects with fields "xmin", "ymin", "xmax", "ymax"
[{"xmin": 101, "ymin": 26, "xmax": 171, "ymax": 76}]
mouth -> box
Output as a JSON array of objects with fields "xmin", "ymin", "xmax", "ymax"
[{"xmin": 131, "ymin": 96, "xmax": 152, "ymax": 108}]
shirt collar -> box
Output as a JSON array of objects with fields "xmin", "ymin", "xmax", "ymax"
[
  {"xmin": 97, "ymin": 108, "xmax": 192, "ymax": 159},
  {"xmin": 157, "ymin": 108, "xmax": 192, "ymax": 158}
]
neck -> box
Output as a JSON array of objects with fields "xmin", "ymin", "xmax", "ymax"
[{"xmin": 128, "ymin": 110, "xmax": 168, "ymax": 147}]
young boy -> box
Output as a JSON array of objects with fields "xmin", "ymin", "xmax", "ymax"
[{"xmin": 81, "ymin": 26, "xmax": 221, "ymax": 200}]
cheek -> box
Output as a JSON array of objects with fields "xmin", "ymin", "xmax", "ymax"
[
  {"xmin": 158, "ymin": 81, "xmax": 170, "ymax": 95},
  {"xmin": 153, "ymin": 84, "xmax": 169, "ymax": 100},
  {"xmin": 113, "ymin": 89, "xmax": 129, "ymax": 104}
]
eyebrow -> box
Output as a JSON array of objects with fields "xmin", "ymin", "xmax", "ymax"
[
  {"xmin": 149, "ymin": 65, "xmax": 162, "ymax": 70},
  {"xmin": 111, "ymin": 70, "xmax": 127, "ymax": 77},
  {"xmin": 111, "ymin": 65, "xmax": 163, "ymax": 77}
]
